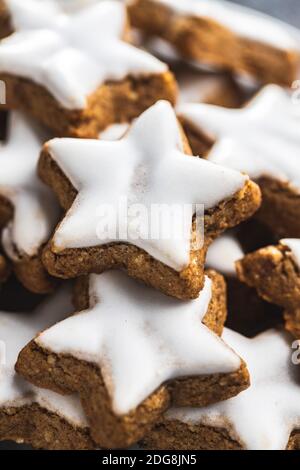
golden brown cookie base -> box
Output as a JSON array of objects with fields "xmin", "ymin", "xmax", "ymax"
[
  {"xmin": 255, "ymin": 177, "xmax": 300, "ymax": 238},
  {"xmin": 0, "ymin": 404, "xmax": 94, "ymax": 450},
  {"xmin": 13, "ymin": 251, "xmax": 58, "ymax": 295},
  {"xmin": 16, "ymin": 270, "xmax": 249, "ymax": 448},
  {"xmin": 236, "ymin": 244, "xmax": 300, "ymax": 337},
  {"xmin": 43, "ymin": 239, "xmax": 208, "ymax": 300},
  {"xmin": 284, "ymin": 310, "xmax": 300, "ymax": 339},
  {"xmin": 0, "ymin": 0, "xmax": 12, "ymax": 40},
  {"xmin": 0, "ymin": 71, "xmax": 177, "ymax": 137},
  {"xmin": 141, "ymin": 418, "xmax": 300, "ymax": 450},
  {"xmin": 38, "ymin": 146, "xmax": 261, "ymax": 299},
  {"xmin": 129, "ymin": 0, "xmax": 299, "ymax": 86}
]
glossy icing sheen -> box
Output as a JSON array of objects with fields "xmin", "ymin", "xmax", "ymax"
[
  {"xmin": 0, "ymin": 112, "xmax": 58, "ymax": 259},
  {"xmin": 36, "ymin": 270, "xmax": 241, "ymax": 415},
  {"xmin": 166, "ymin": 328, "xmax": 300, "ymax": 450},
  {"xmin": 0, "ymin": 286, "xmax": 88, "ymax": 427},
  {"xmin": 206, "ymin": 234, "xmax": 244, "ymax": 277},
  {"xmin": 0, "ymin": 0, "xmax": 166, "ymax": 109},
  {"xmin": 158, "ymin": 0, "xmax": 299, "ymax": 50},
  {"xmin": 179, "ymin": 85, "xmax": 300, "ymax": 193},
  {"xmin": 47, "ymin": 101, "xmax": 247, "ymax": 271}
]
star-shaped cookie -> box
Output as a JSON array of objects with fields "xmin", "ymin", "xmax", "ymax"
[
  {"xmin": 0, "ymin": 0, "xmax": 176, "ymax": 136},
  {"xmin": 0, "ymin": 285, "xmax": 94, "ymax": 449},
  {"xmin": 16, "ymin": 269, "xmax": 249, "ymax": 448},
  {"xmin": 236, "ymin": 238, "xmax": 300, "ymax": 338},
  {"xmin": 39, "ymin": 100, "xmax": 260, "ymax": 299},
  {"xmin": 143, "ymin": 328, "xmax": 300, "ymax": 450},
  {"xmin": 129, "ymin": 0, "xmax": 300, "ymax": 86},
  {"xmin": 178, "ymin": 84, "xmax": 300, "ymax": 238},
  {"xmin": 0, "ymin": 111, "xmax": 58, "ymax": 293}
]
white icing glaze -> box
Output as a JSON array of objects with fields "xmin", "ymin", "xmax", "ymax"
[
  {"xmin": 280, "ymin": 239, "xmax": 300, "ymax": 269},
  {"xmin": 1, "ymin": 0, "xmax": 166, "ymax": 109},
  {"xmin": 36, "ymin": 270, "xmax": 241, "ymax": 416},
  {"xmin": 99, "ymin": 122, "xmax": 130, "ymax": 141},
  {"xmin": 0, "ymin": 286, "xmax": 88, "ymax": 428},
  {"xmin": 166, "ymin": 328, "xmax": 300, "ymax": 450},
  {"xmin": 157, "ymin": 0, "xmax": 299, "ymax": 50},
  {"xmin": 0, "ymin": 112, "xmax": 59, "ymax": 259},
  {"xmin": 206, "ymin": 234, "xmax": 244, "ymax": 277},
  {"xmin": 47, "ymin": 100, "xmax": 247, "ymax": 271},
  {"xmin": 178, "ymin": 85, "xmax": 300, "ymax": 193},
  {"xmin": 56, "ymin": 0, "xmax": 102, "ymax": 14}
]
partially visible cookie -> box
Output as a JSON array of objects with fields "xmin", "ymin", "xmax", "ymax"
[
  {"xmin": 129, "ymin": 0, "xmax": 300, "ymax": 86},
  {"xmin": 0, "ymin": 111, "xmax": 59, "ymax": 294},
  {"xmin": 142, "ymin": 328, "xmax": 300, "ymax": 450},
  {"xmin": 0, "ymin": 0, "xmax": 177, "ymax": 137},
  {"xmin": 140, "ymin": 35, "xmax": 255, "ymax": 109},
  {"xmin": 236, "ymin": 239, "xmax": 300, "ymax": 338},
  {"xmin": 0, "ymin": 0, "xmax": 12, "ymax": 39},
  {"xmin": 16, "ymin": 269, "xmax": 249, "ymax": 448},
  {"xmin": 175, "ymin": 67, "xmax": 248, "ymax": 109},
  {"xmin": 39, "ymin": 100, "xmax": 260, "ymax": 300},
  {"xmin": 99, "ymin": 68, "xmax": 249, "ymax": 146},
  {"xmin": 178, "ymin": 85, "xmax": 300, "ymax": 238},
  {"xmin": 206, "ymin": 229, "xmax": 281, "ymax": 337},
  {"xmin": 0, "ymin": 285, "xmax": 95, "ymax": 450}
]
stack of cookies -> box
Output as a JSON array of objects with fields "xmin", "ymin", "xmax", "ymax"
[{"xmin": 0, "ymin": 0, "xmax": 299, "ymax": 451}]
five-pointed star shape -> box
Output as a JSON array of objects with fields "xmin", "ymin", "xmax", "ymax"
[
  {"xmin": 36, "ymin": 270, "xmax": 242, "ymax": 416},
  {"xmin": 48, "ymin": 100, "xmax": 247, "ymax": 271},
  {"xmin": 0, "ymin": 111, "xmax": 58, "ymax": 258},
  {"xmin": 0, "ymin": 0, "xmax": 166, "ymax": 109},
  {"xmin": 167, "ymin": 328, "xmax": 300, "ymax": 450},
  {"xmin": 178, "ymin": 85, "xmax": 300, "ymax": 191},
  {"xmin": 0, "ymin": 285, "xmax": 87, "ymax": 430}
]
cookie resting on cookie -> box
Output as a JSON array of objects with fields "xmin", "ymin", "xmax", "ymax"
[
  {"xmin": 128, "ymin": 0, "xmax": 300, "ymax": 86},
  {"xmin": 143, "ymin": 328, "xmax": 300, "ymax": 450},
  {"xmin": 0, "ymin": 285, "xmax": 94, "ymax": 450},
  {"xmin": 39, "ymin": 100, "xmax": 261, "ymax": 300},
  {"xmin": 16, "ymin": 269, "xmax": 249, "ymax": 448},
  {"xmin": 236, "ymin": 239, "xmax": 300, "ymax": 339},
  {"xmin": 0, "ymin": 111, "xmax": 58, "ymax": 293},
  {"xmin": 206, "ymin": 233, "xmax": 281, "ymax": 336},
  {"xmin": 0, "ymin": 0, "xmax": 177, "ymax": 137},
  {"xmin": 179, "ymin": 85, "xmax": 300, "ymax": 238}
]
